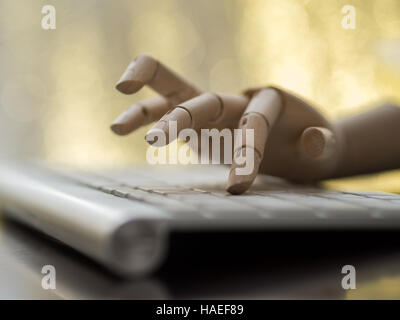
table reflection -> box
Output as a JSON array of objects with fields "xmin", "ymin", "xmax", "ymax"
[{"xmin": 1, "ymin": 217, "xmax": 400, "ymax": 299}]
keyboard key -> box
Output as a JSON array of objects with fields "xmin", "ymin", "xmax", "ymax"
[
  {"xmin": 272, "ymin": 193, "xmax": 363, "ymax": 209},
  {"xmin": 226, "ymin": 194, "xmax": 316, "ymax": 219},
  {"xmin": 323, "ymin": 194, "xmax": 400, "ymax": 218},
  {"xmin": 140, "ymin": 186, "xmax": 199, "ymax": 195},
  {"xmin": 100, "ymin": 170, "xmax": 168, "ymax": 188},
  {"xmin": 357, "ymin": 192, "xmax": 400, "ymax": 200},
  {"xmin": 62, "ymin": 171, "xmax": 119, "ymax": 189},
  {"xmin": 166, "ymin": 193, "xmax": 260, "ymax": 218},
  {"xmin": 349, "ymin": 191, "xmax": 400, "ymax": 199},
  {"xmin": 99, "ymin": 184, "xmax": 124, "ymax": 194},
  {"xmin": 112, "ymin": 186, "xmax": 202, "ymax": 219}
]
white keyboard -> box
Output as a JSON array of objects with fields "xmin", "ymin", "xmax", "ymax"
[
  {"xmin": 2, "ymin": 162, "xmax": 400, "ymax": 275},
  {"xmin": 60, "ymin": 166, "xmax": 400, "ymax": 226}
]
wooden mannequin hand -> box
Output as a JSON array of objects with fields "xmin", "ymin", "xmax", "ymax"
[
  {"xmin": 232, "ymin": 87, "xmax": 342, "ymax": 193},
  {"xmin": 112, "ymin": 55, "xmax": 389, "ymax": 195}
]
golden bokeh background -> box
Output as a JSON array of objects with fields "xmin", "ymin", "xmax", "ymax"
[
  {"xmin": 1, "ymin": 0, "xmax": 400, "ymax": 299},
  {"xmin": 1, "ymin": 0, "xmax": 400, "ymax": 193}
]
